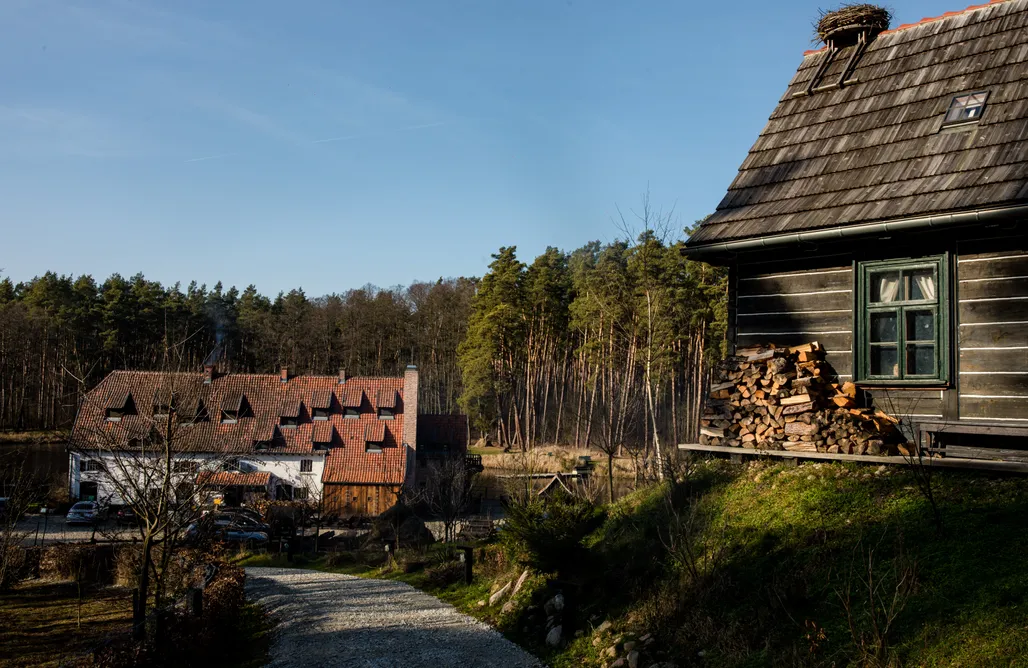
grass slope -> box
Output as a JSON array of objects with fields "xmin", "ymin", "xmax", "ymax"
[{"xmin": 240, "ymin": 460, "xmax": 1028, "ymax": 667}]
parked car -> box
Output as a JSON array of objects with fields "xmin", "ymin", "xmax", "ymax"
[
  {"xmin": 184, "ymin": 521, "xmax": 268, "ymax": 548},
  {"xmin": 210, "ymin": 511, "xmax": 270, "ymax": 533},
  {"xmin": 116, "ymin": 506, "xmax": 140, "ymax": 527},
  {"xmin": 66, "ymin": 501, "xmax": 107, "ymax": 525},
  {"xmin": 212, "ymin": 506, "xmax": 265, "ymax": 525}
]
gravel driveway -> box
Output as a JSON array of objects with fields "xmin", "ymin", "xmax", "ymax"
[{"xmin": 245, "ymin": 567, "xmax": 542, "ymax": 668}]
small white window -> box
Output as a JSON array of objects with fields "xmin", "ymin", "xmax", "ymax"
[
  {"xmin": 81, "ymin": 459, "xmax": 104, "ymax": 472},
  {"xmin": 300, "ymin": 459, "xmax": 313, "ymax": 473},
  {"xmin": 344, "ymin": 407, "xmax": 360, "ymax": 419},
  {"xmin": 943, "ymin": 91, "xmax": 989, "ymax": 127},
  {"xmin": 378, "ymin": 407, "xmax": 395, "ymax": 421}
]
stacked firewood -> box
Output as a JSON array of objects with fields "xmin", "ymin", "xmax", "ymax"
[{"xmin": 699, "ymin": 342, "xmax": 900, "ymax": 455}]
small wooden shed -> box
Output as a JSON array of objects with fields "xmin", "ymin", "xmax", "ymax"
[{"xmin": 684, "ymin": 0, "xmax": 1028, "ymax": 465}]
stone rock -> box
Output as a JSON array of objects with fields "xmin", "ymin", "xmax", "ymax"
[
  {"xmin": 501, "ymin": 600, "xmax": 516, "ymax": 614},
  {"xmin": 639, "ymin": 633, "xmax": 652, "ymax": 642},
  {"xmin": 512, "ymin": 568, "xmax": 531, "ymax": 596},
  {"xmin": 551, "ymin": 593, "xmax": 565, "ymax": 611},
  {"xmin": 488, "ymin": 581, "xmax": 512, "ymax": 606},
  {"xmin": 606, "ymin": 645, "xmax": 618, "ymax": 658},
  {"xmin": 593, "ymin": 636, "xmax": 604, "ymax": 647},
  {"xmin": 611, "ymin": 660, "xmax": 626, "ymax": 668},
  {"xmin": 627, "ymin": 651, "xmax": 640, "ymax": 668},
  {"xmin": 545, "ymin": 625, "xmax": 563, "ymax": 647},
  {"xmin": 595, "ymin": 620, "xmax": 612, "ymax": 634},
  {"xmin": 476, "ymin": 600, "xmax": 486, "ymax": 607},
  {"xmin": 624, "ymin": 641, "xmax": 637, "ymax": 652}
]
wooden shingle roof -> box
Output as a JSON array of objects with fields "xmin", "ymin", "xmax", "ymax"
[{"xmin": 688, "ymin": 0, "xmax": 1028, "ymax": 247}]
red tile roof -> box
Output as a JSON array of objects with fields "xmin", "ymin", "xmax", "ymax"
[{"xmin": 72, "ymin": 370, "xmax": 410, "ymax": 487}]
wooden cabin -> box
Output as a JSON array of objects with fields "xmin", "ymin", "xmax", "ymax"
[{"xmin": 684, "ymin": 0, "xmax": 1028, "ymax": 466}]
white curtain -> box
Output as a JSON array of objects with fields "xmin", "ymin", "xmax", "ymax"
[
  {"xmin": 877, "ymin": 275, "xmax": 900, "ymax": 302},
  {"xmin": 915, "ymin": 273, "xmax": 936, "ymax": 300}
]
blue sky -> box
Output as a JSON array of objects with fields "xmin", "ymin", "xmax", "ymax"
[{"xmin": 1, "ymin": 0, "xmax": 948, "ymax": 296}]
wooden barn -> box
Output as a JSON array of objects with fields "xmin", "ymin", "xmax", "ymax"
[{"xmin": 683, "ymin": 0, "xmax": 1028, "ymax": 466}]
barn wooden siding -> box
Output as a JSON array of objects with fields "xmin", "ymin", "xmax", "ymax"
[
  {"xmin": 957, "ymin": 248, "xmax": 1028, "ymax": 422},
  {"xmin": 735, "ymin": 262, "xmax": 854, "ymax": 380},
  {"xmin": 323, "ymin": 483, "xmax": 401, "ymax": 517}
]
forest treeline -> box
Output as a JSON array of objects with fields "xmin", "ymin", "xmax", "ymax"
[{"xmin": 1, "ymin": 232, "xmax": 726, "ymax": 451}]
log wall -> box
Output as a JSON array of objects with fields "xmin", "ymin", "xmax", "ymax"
[
  {"xmin": 957, "ymin": 248, "xmax": 1028, "ymax": 422},
  {"xmin": 735, "ymin": 264, "xmax": 854, "ymax": 381}
]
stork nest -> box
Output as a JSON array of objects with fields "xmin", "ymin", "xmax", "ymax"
[{"xmin": 815, "ymin": 4, "xmax": 891, "ymax": 44}]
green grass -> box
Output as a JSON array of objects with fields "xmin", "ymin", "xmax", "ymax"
[{"xmin": 235, "ymin": 462, "xmax": 1028, "ymax": 667}]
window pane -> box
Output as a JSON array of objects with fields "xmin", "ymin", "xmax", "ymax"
[
  {"xmin": 870, "ymin": 312, "xmax": 898, "ymax": 342},
  {"xmin": 870, "ymin": 346, "xmax": 899, "ymax": 376},
  {"xmin": 908, "ymin": 270, "xmax": 936, "ymax": 301},
  {"xmin": 906, "ymin": 345, "xmax": 935, "ymax": 376},
  {"xmin": 870, "ymin": 272, "xmax": 901, "ymax": 303},
  {"xmin": 906, "ymin": 309, "xmax": 935, "ymax": 341}
]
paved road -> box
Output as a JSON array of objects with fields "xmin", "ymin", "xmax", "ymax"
[{"xmin": 245, "ymin": 567, "xmax": 542, "ymax": 668}]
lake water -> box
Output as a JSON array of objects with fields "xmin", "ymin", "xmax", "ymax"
[{"xmin": 0, "ymin": 441, "xmax": 68, "ymax": 480}]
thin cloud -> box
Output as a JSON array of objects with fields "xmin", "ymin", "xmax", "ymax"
[
  {"xmin": 184, "ymin": 152, "xmax": 235, "ymax": 163},
  {"xmin": 311, "ymin": 121, "xmax": 446, "ymax": 145}
]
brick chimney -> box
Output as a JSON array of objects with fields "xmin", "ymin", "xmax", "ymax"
[
  {"xmin": 402, "ymin": 365, "xmax": 418, "ymax": 449},
  {"xmin": 280, "ymin": 366, "xmax": 289, "ymax": 383},
  {"xmin": 203, "ymin": 365, "xmax": 215, "ymax": 384},
  {"xmin": 338, "ymin": 369, "xmax": 347, "ymax": 384}
]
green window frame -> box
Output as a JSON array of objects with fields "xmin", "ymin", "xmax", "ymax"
[{"xmin": 856, "ymin": 255, "xmax": 949, "ymax": 385}]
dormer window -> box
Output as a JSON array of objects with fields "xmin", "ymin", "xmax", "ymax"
[
  {"xmin": 376, "ymin": 389, "xmax": 398, "ymax": 421},
  {"xmin": 365, "ymin": 423, "xmax": 386, "ymax": 452},
  {"xmin": 221, "ymin": 392, "xmax": 246, "ymax": 424},
  {"xmin": 341, "ymin": 387, "xmax": 364, "ymax": 419},
  {"xmin": 942, "ymin": 91, "xmax": 988, "ymax": 128},
  {"xmin": 311, "ymin": 390, "xmax": 332, "ymax": 421},
  {"xmin": 279, "ymin": 399, "xmax": 302, "ymax": 428},
  {"xmin": 179, "ymin": 399, "xmax": 207, "ymax": 426},
  {"xmin": 105, "ymin": 391, "xmax": 136, "ymax": 422}
]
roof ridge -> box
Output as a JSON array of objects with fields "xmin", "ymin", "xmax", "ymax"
[{"xmin": 803, "ymin": 0, "xmax": 1016, "ymax": 55}]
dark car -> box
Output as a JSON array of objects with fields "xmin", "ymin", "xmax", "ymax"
[
  {"xmin": 214, "ymin": 506, "xmax": 265, "ymax": 525},
  {"xmin": 116, "ymin": 507, "xmax": 140, "ymax": 527},
  {"xmin": 185, "ymin": 521, "xmax": 268, "ymax": 549},
  {"xmin": 212, "ymin": 510, "xmax": 270, "ymax": 533}
]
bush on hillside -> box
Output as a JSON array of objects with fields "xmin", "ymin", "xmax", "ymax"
[{"xmin": 501, "ymin": 493, "xmax": 602, "ymax": 577}]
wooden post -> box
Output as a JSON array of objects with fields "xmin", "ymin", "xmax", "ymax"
[
  {"xmin": 459, "ymin": 546, "xmax": 473, "ymax": 585},
  {"xmin": 190, "ymin": 588, "xmax": 203, "ymax": 618},
  {"xmin": 131, "ymin": 588, "xmax": 144, "ymax": 640}
]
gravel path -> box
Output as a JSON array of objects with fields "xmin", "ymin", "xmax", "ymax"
[{"xmin": 245, "ymin": 567, "xmax": 542, "ymax": 668}]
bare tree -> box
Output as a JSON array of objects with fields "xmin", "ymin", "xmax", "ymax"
[
  {"xmin": 70, "ymin": 372, "xmax": 235, "ymax": 640},
  {"xmin": 418, "ymin": 455, "xmax": 477, "ymax": 543},
  {"xmin": 0, "ymin": 447, "xmax": 40, "ymax": 591}
]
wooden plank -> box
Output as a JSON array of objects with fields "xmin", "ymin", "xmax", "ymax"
[
  {"xmin": 958, "ymin": 323, "xmax": 1028, "ymax": 349},
  {"xmin": 737, "ymin": 291, "xmax": 852, "ymax": 313},
  {"xmin": 738, "ymin": 269, "xmax": 852, "ymax": 296},
  {"xmin": 958, "ymin": 300, "xmax": 1028, "ymax": 325},
  {"xmin": 958, "ymin": 276, "xmax": 1028, "ymax": 301},
  {"xmin": 936, "ymin": 445, "xmax": 1028, "ymax": 463},
  {"xmin": 823, "ymin": 352, "xmax": 853, "ymax": 377},
  {"xmin": 676, "ymin": 442, "xmax": 1028, "ymax": 473},
  {"xmin": 958, "ymin": 398, "xmax": 1028, "ymax": 421},
  {"xmin": 959, "ymin": 373, "xmax": 1028, "ymax": 395},
  {"xmin": 737, "ymin": 332, "xmax": 851, "ymax": 353},
  {"xmin": 781, "ymin": 394, "xmax": 813, "ymax": 406},
  {"xmin": 866, "ymin": 389, "xmax": 944, "ymax": 418},
  {"xmin": 959, "ymin": 347, "xmax": 1028, "ymax": 374},
  {"xmin": 918, "ymin": 419, "xmax": 1028, "ymax": 436},
  {"xmin": 957, "ymin": 253, "xmax": 1028, "ymax": 281},
  {"xmin": 736, "ymin": 311, "xmax": 851, "ymax": 334}
]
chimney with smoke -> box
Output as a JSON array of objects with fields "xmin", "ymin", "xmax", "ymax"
[{"xmin": 204, "ymin": 365, "xmax": 215, "ymax": 384}]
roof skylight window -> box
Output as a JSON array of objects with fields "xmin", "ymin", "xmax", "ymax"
[{"xmin": 942, "ymin": 91, "xmax": 989, "ymax": 127}]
